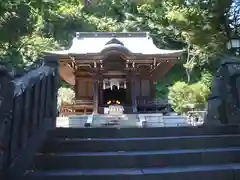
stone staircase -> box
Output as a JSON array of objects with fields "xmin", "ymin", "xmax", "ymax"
[
  {"xmin": 23, "ymin": 126, "xmax": 240, "ymax": 180},
  {"xmin": 56, "ymin": 114, "xmax": 189, "ymax": 128}
]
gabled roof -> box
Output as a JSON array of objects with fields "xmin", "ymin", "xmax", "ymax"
[{"xmin": 49, "ymin": 32, "xmax": 184, "ymax": 56}]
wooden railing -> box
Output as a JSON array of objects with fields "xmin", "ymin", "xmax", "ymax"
[
  {"xmin": 0, "ymin": 55, "xmax": 59, "ymax": 179},
  {"xmin": 60, "ymin": 100, "xmax": 94, "ymax": 116}
]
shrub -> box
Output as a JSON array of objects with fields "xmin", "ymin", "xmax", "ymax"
[
  {"xmin": 189, "ymin": 82, "xmax": 210, "ymax": 104},
  {"xmin": 57, "ymin": 87, "xmax": 75, "ymax": 110},
  {"xmin": 168, "ymin": 80, "xmax": 211, "ymax": 114},
  {"xmin": 168, "ymin": 81, "xmax": 193, "ymax": 113}
]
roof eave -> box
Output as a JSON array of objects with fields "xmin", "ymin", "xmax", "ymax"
[{"xmin": 46, "ymin": 49, "xmax": 184, "ymax": 59}]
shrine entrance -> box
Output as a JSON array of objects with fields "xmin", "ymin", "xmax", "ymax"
[
  {"xmin": 101, "ymin": 78, "xmax": 129, "ymax": 106},
  {"xmin": 55, "ymin": 32, "xmax": 184, "ymax": 115},
  {"xmin": 103, "ymin": 85, "xmax": 127, "ymax": 105}
]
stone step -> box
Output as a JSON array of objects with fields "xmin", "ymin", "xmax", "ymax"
[
  {"xmin": 24, "ymin": 163, "xmax": 240, "ymax": 180},
  {"xmin": 41, "ymin": 134, "xmax": 240, "ymax": 153},
  {"xmin": 139, "ymin": 114, "xmax": 190, "ymax": 127},
  {"xmin": 47, "ymin": 126, "xmax": 240, "ymax": 139},
  {"xmin": 25, "ymin": 127, "xmax": 240, "ymax": 180},
  {"xmin": 56, "ymin": 115, "xmax": 90, "ymax": 128},
  {"xmin": 33, "ymin": 148, "xmax": 240, "ymax": 170},
  {"xmin": 92, "ymin": 114, "xmax": 139, "ymax": 127}
]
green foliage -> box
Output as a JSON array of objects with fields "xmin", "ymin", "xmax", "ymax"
[
  {"xmin": 200, "ymin": 71, "xmax": 213, "ymax": 88},
  {"xmin": 168, "ymin": 81, "xmax": 192, "ymax": 113},
  {"xmin": 165, "ymin": 0, "xmax": 232, "ymax": 64},
  {"xmin": 155, "ymin": 83, "xmax": 168, "ymax": 99},
  {"xmin": 189, "ymin": 82, "xmax": 210, "ymax": 104},
  {"xmin": 19, "ymin": 34, "xmax": 60, "ymax": 66},
  {"xmin": 0, "ymin": 0, "xmax": 238, "ymax": 70},
  {"xmin": 57, "ymin": 87, "xmax": 75, "ymax": 109},
  {"xmin": 155, "ymin": 64, "xmax": 204, "ymax": 98},
  {"xmin": 0, "ymin": 0, "xmax": 61, "ymax": 69},
  {"xmin": 168, "ymin": 78, "xmax": 211, "ymax": 114}
]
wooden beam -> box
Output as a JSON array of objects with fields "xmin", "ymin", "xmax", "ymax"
[
  {"xmin": 75, "ymin": 77, "xmax": 94, "ymax": 81},
  {"xmin": 60, "ymin": 57, "xmax": 177, "ymax": 79},
  {"xmin": 59, "ymin": 56, "xmax": 178, "ymax": 63},
  {"xmin": 130, "ymin": 71, "xmax": 137, "ymax": 113},
  {"xmin": 150, "ymin": 61, "xmax": 165, "ymax": 73}
]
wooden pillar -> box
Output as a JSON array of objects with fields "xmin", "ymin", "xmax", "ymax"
[
  {"xmin": 74, "ymin": 78, "xmax": 78, "ymax": 100},
  {"xmin": 99, "ymin": 82, "xmax": 103, "ymax": 106},
  {"xmin": 93, "ymin": 75, "xmax": 99, "ymax": 114},
  {"xmin": 131, "ymin": 71, "xmax": 137, "ymax": 113},
  {"xmin": 126, "ymin": 81, "xmax": 131, "ymax": 104},
  {"xmin": 99, "ymin": 75, "xmax": 103, "ymax": 106},
  {"xmin": 150, "ymin": 77, "xmax": 156, "ymax": 100}
]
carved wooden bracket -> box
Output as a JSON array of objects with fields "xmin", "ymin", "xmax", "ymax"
[{"xmin": 69, "ymin": 56, "xmax": 78, "ymax": 72}]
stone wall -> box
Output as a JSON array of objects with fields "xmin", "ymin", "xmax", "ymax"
[{"xmin": 207, "ymin": 57, "xmax": 240, "ymax": 125}]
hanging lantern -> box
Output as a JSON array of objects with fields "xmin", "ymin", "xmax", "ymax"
[{"xmin": 227, "ymin": 38, "xmax": 240, "ymax": 56}]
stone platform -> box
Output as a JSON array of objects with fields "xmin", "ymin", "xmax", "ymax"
[
  {"xmin": 56, "ymin": 113, "xmax": 189, "ymax": 128},
  {"xmin": 91, "ymin": 114, "xmax": 139, "ymax": 127}
]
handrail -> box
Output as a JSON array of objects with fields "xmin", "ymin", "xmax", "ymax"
[
  {"xmin": 75, "ymin": 100, "xmax": 94, "ymax": 105},
  {"xmin": 0, "ymin": 55, "xmax": 59, "ymax": 179},
  {"xmin": 0, "ymin": 65, "xmax": 14, "ymax": 178}
]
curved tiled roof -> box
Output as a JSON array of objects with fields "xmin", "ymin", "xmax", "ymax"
[{"xmin": 49, "ymin": 32, "xmax": 184, "ymax": 56}]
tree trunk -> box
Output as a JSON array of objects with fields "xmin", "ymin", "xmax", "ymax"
[{"xmin": 186, "ymin": 68, "xmax": 191, "ymax": 83}]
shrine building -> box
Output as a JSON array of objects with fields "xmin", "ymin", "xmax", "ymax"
[{"xmin": 49, "ymin": 32, "xmax": 183, "ymax": 115}]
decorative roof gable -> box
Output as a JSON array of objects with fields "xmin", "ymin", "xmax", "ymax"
[{"xmin": 105, "ymin": 38, "xmax": 124, "ymax": 46}]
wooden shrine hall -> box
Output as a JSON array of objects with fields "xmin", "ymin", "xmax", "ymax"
[{"xmin": 50, "ymin": 32, "xmax": 183, "ymax": 115}]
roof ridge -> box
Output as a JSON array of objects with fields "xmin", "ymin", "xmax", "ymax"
[{"xmin": 76, "ymin": 32, "xmax": 149, "ymax": 38}]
